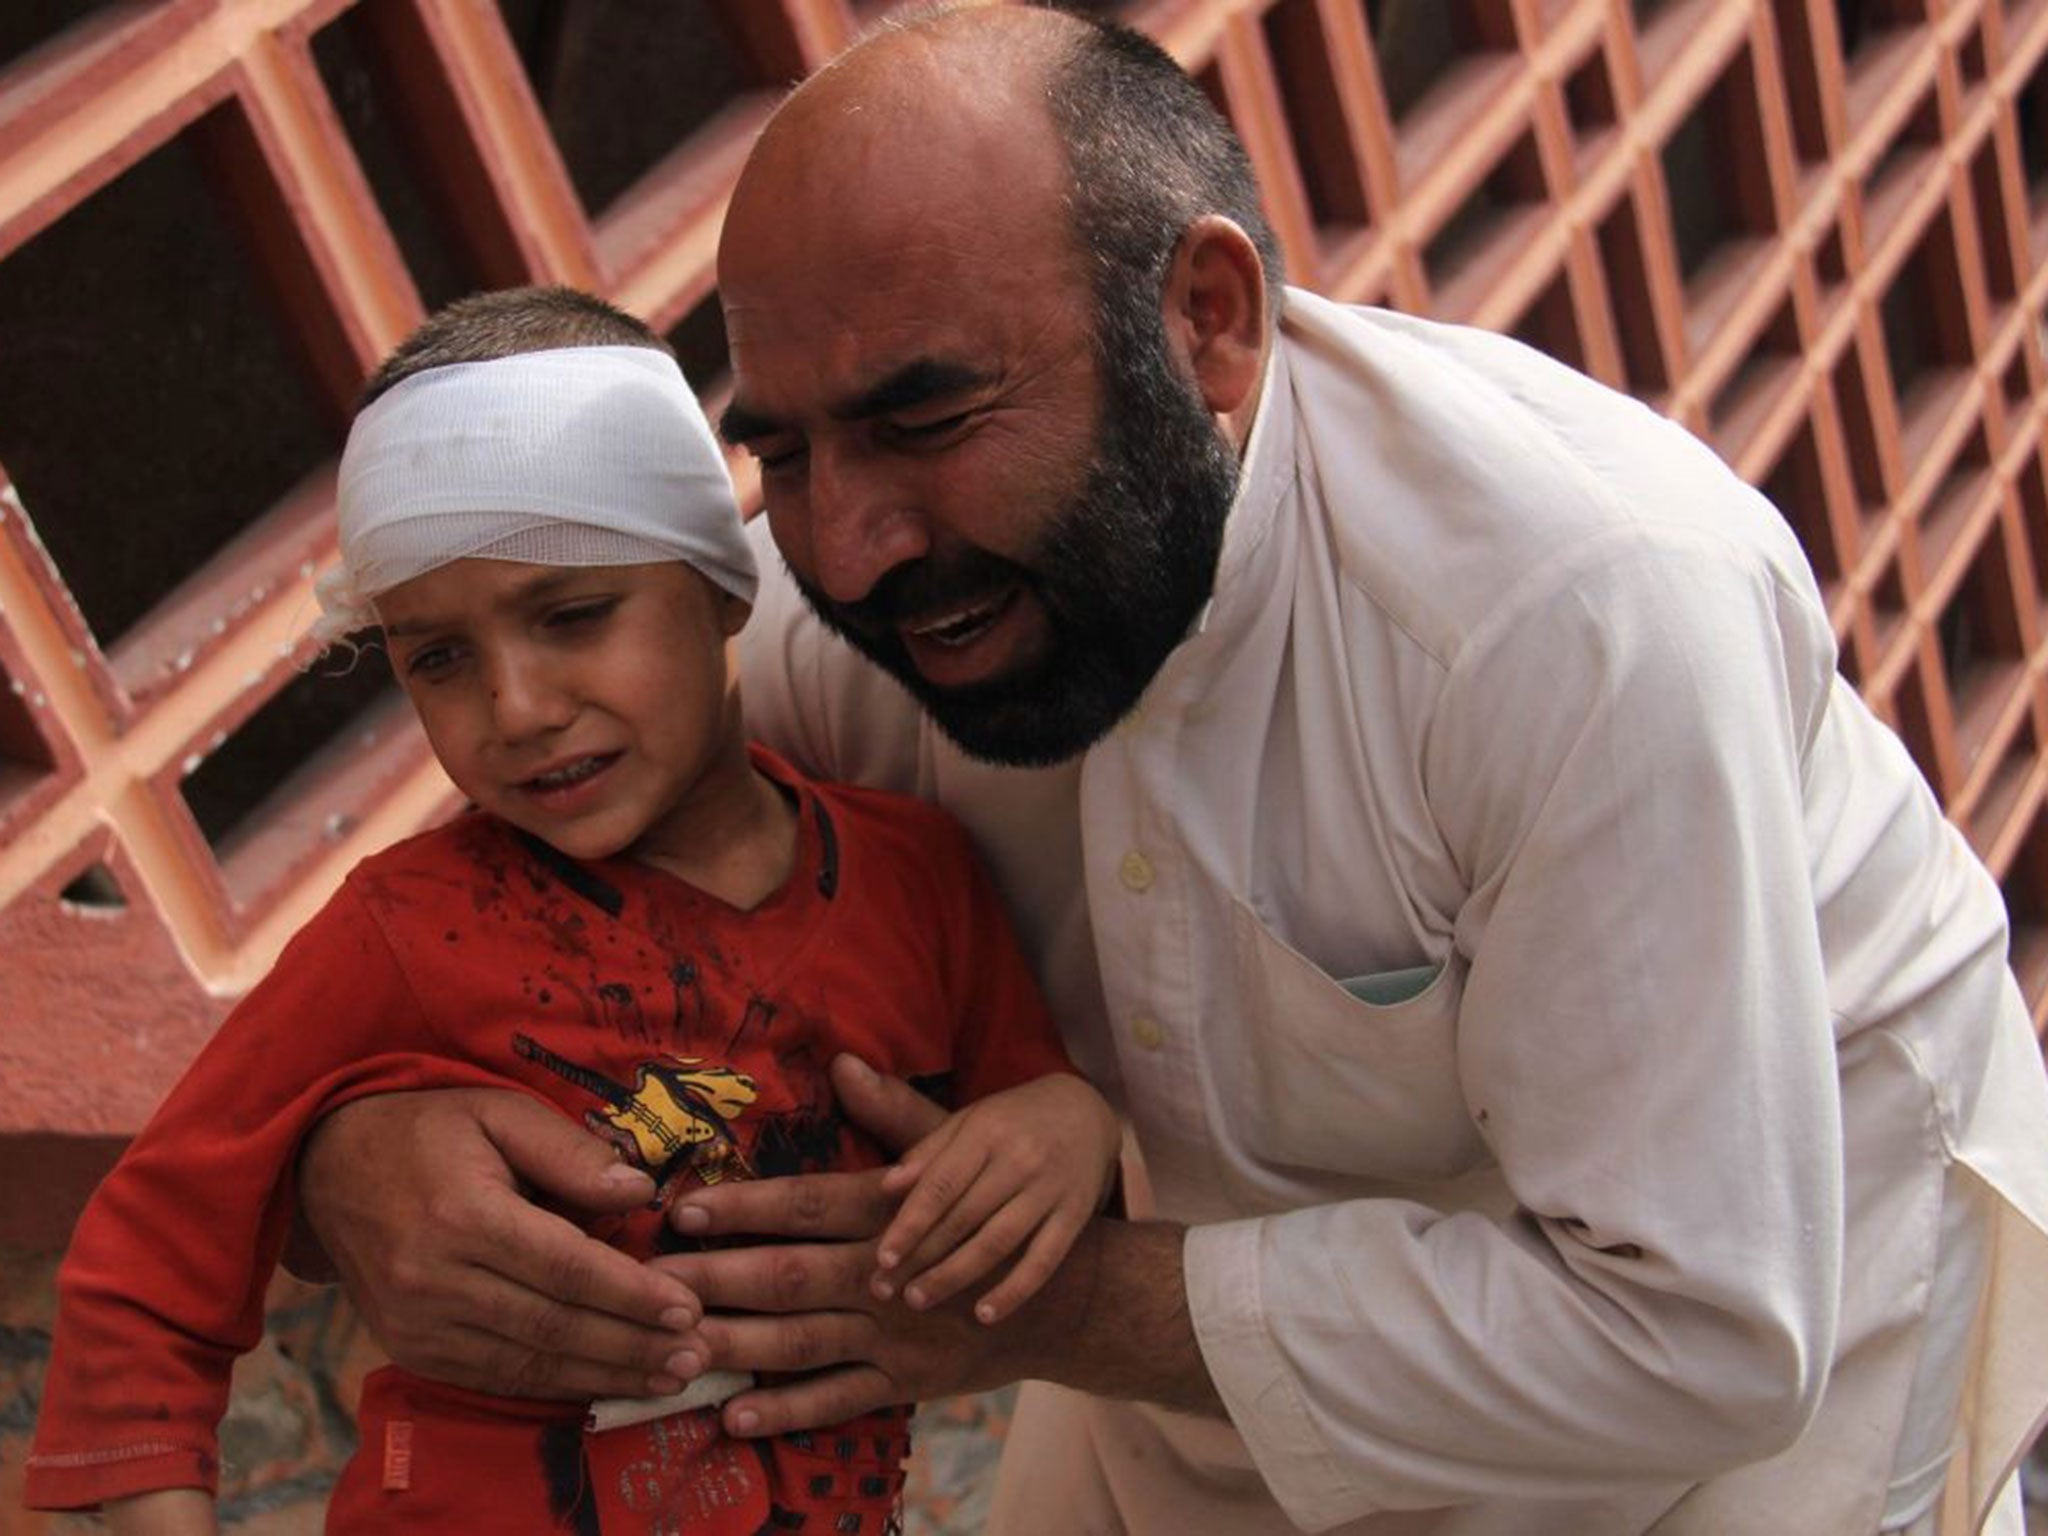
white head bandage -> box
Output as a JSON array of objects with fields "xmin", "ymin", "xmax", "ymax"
[{"xmin": 315, "ymin": 345, "xmax": 755, "ymax": 642}]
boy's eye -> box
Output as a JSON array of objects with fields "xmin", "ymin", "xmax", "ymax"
[
  {"xmin": 402, "ymin": 643, "xmax": 461, "ymax": 679},
  {"xmin": 546, "ymin": 597, "xmax": 619, "ymax": 628}
]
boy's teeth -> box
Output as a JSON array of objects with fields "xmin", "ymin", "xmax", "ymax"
[{"xmin": 533, "ymin": 757, "xmax": 602, "ymax": 788}]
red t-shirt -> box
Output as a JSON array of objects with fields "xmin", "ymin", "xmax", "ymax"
[{"xmin": 29, "ymin": 748, "xmax": 1073, "ymax": 1533}]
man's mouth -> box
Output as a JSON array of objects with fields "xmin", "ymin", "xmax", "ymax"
[
  {"xmin": 893, "ymin": 585, "xmax": 1043, "ymax": 690},
  {"xmin": 900, "ymin": 589, "xmax": 1018, "ymax": 650}
]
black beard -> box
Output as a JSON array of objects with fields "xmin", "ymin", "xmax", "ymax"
[{"xmin": 793, "ymin": 294, "xmax": 1240, "ymax": 767}]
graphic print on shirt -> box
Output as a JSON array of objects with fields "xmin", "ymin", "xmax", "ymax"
[
  {"xmin": 512, "ymin": 1033, "xmax": 758, "ymax": 1192},
  {"xmin": 512, "ymin": 1030, "xmax": 913, "ymax": 1536}
]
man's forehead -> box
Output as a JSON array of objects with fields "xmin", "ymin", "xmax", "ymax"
[
  {"xmin": 720, "ymin": 199, "xmax": 1076, "ymax": 414},
  {"xmin": 720, "ymin": 281, "xmax": 996, "ymax": 425}
]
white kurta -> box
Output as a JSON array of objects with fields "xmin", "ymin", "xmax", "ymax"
[{"xmin": 737, "ymin": 289, "xmax": 2048, "ymax": 1534}]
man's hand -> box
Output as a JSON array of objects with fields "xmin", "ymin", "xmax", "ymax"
[
  {"xmin": 657, "ymin": 1056, "xmax": 1222, "ymax": 1435},
  {"xmin": 664, "ymin": 1054, "xmax": 946, "ymax": 1247},
  {"xmin": 663, "ymin": 1214, "xmax": 1077, "ymax": 1436},
  {"xmin": 298, "ymin": 1088, "xmax": 705, "ymax": 1400}
]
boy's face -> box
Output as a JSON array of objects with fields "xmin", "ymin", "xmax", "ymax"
[{"xmin": 377, "ymin": 558, "xmax": 750, "ymax": 865}]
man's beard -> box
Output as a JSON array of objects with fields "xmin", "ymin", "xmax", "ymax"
[{"xmin": 793, "ymin": 293, "xmax": 1241, "ymax": 767}]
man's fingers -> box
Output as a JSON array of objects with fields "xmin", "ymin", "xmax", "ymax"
[
  {"xmin": 668, "ymin": 1167, "xmax": 895, "ymax": 1241},
  {"xmin": 654, "ymin": 1238, "xmax": 874, "ymax": 1314},
  {"xmin": 666, "ymin": 1062, "xmax": 945, "ymax": 1241},
  {"xmin": 474, "ymin": 1089, "xmax": 655, "ymax": 1212},
  {"xmin": 722, "ymin": 1365, "xmax": 902, "ymax": 1439},
  {"xmin": 459, "ymin": 1176, "xmax": 698, "ymax": 1331},
  {"xmin": 831, "ymin": 1054, "xmax": 949, "ymax": 1154},
  {"xmin": 475, "ymin": 1247, "xmax": 698, "ymax": 1370},
  {"xmin": 690, "ymin": 1308, "xmax": 879, "ymax": 1377},
  {"xmin": 377, "ymin": 1238, "xmax": 702, "ymax": 1390},
  {"xmin": 420, "ymin": 1322, "xmax": 692, "ymax": 1403}
]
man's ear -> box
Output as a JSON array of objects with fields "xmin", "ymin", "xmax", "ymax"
[{"xmin": 1161, "ymin": 216, "xmax": 1269, "ymax": 427}]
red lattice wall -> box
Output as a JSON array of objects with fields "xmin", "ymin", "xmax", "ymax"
[{"xmin": 2, "ymin": 0, "xmax": 2048, "ymax": 1522}]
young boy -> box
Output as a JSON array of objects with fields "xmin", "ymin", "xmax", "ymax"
[{"xmin": 26, "ymin": 287, "xmax": 1120, "ymax": 1535}]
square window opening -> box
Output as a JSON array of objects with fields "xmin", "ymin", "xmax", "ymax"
[
  {"xmin": 1265, "ymin": 0, "xmax": 1373, "ymax": 238},
  {"xmin": 1366, "ymin": 0, "xmax": 1516, "ymax": 123},
  {"xmin": 0, "ymin": 109, "xmax": 339, "ymax": 656},
  {"xmin": 499, "ymin": 0, "xmax": 755, "ymax": 221}
]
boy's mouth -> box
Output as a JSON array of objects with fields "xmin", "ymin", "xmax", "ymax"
[{"xmin": 521, "ymin": 753, "xmax": 620, "ymax": 794}]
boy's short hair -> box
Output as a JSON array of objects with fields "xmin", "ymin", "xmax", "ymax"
[{"xmin": 359, "ymin": 286, "xmax": 673, "ymax": 410}]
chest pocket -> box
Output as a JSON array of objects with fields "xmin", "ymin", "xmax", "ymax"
[{"xmin": 1228, "ymin": 897, "xmax": 1488, "ymax": 1183}]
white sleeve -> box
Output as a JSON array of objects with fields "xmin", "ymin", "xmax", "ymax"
[{"xmin": 1188, "ymin": 530, "xmax": 1845, "ymax": 1524}]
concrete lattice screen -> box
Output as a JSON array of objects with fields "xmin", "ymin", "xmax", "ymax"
[{"xmin": 3, "ymin": 0, "xmax": 2048, "ymax": 1525}]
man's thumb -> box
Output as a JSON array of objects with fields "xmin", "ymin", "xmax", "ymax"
[
  {"xmin": 831, "ymin": 1054, "xmax": 947, "ymax": 1154},
  {"xmin": 475, "ymin": 1090, "xmax": 654, "ymax": 1211}
]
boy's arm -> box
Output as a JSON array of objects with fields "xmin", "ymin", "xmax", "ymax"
[
  {"xmin": 104, "ymin": 1489, "xmax": 216, "ymax": 1536},
  {"xmin": 25, "ymin": 883, "xmax": 505, "ymax": 1512},
  {"xmin": 872, "ymin": 1072, "xmax": 1120, "ymax": 1320}
]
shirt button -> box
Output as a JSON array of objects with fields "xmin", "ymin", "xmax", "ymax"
[
  {"xmin": 1119, "ymin": 851, "xmax": 1155, "ymax": 892},
  {"xmin": 1130, "ymin": 1013, "xmax": 1165, "ymax": 1051}
]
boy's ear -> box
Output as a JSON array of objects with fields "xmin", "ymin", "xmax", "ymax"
[{"xmin": 1160, "ymin": 215, "xmax": 1268, "ymax": 425}]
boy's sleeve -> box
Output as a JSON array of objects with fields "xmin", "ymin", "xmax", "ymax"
[
  {"xmin": 937, "ymin": 827, "xmax": 1078, "ymax": 1105},
  {"xmin": 25, "ymin": 879, "xmax": 511, "ymax": 1511}
]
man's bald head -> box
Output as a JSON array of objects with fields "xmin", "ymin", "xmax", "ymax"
[{"xmin": 727, "ymin": 4, "xmax": 1282, "ymax": 320}]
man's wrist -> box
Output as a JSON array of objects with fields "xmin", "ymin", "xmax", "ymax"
[{"xmin": 1001, "ymin": 1217, "xmax": 1225, "ymax": 1417}]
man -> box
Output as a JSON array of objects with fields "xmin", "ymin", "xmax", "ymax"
[{"xmin": 298, "ymin": 6, "xmax": 2048, "ymax": 1532}]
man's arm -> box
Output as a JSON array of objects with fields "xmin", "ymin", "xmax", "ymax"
[
  {"xmin": 655, "ymin": 1055, "xmax": 1225, "ymax": 1435},
  {"xmin": 298, "ymin": 1088, "xmax": 706, "ymax": 1400}
]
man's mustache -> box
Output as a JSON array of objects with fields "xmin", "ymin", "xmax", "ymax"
[{"xmin": 815, "ymin": 546, "xmax": 1034, "ymax": 635}]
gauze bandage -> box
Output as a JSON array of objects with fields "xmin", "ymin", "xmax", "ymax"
[{"xmin": 314, "ymin": 345, "xmax": 755, "ymax": 642}]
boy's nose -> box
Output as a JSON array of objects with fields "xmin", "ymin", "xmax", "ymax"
[{"xmin": 487, "ymin": 658, "xmax": 576, "ymax": 740}]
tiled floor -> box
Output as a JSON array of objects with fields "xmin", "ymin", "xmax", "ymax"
[{"xmin": 904, "ymin": 1389, "xmax": 1015, "ymax": 1536}]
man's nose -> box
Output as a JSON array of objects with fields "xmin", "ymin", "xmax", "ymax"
[
  {"xmin": 486, "ymin": 653, "xmax": 575, "ymax": 740},
  {"xmin": 805, "ymin": 444, "xmax": 931, "ymax": 605}
]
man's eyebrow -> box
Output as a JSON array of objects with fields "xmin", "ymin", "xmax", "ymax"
[
  {"xmin": 720, "ymin": 358, "xmax": 993, "ymax": 446},
  {"xmin": 835, "ymin": 359, "xmax": 990, "ymax": 421},
  {"xmin": 719, "ymin": 399, "xmax": 780, "ymax": 446}
]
